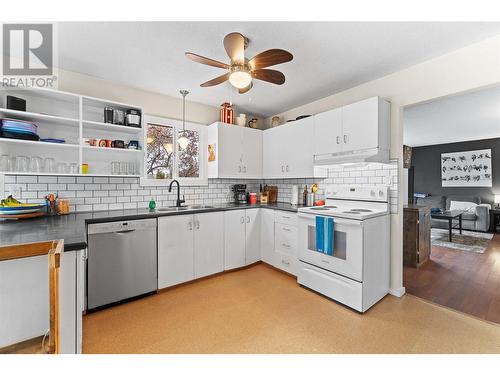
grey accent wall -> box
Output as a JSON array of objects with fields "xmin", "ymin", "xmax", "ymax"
[{"xmin": 411, "ymin": 137, "xmax": 500, "ymax": 205}]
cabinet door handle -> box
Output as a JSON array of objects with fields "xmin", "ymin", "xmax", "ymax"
[
  {"xmin": 282, "ymin": 215, "xmax": 291, "ymax": 219},
  {"xmin": 238, "ymin": 166, "xmax": 242, "ymax": 173},
  {"xmin": 281, "ymin": 260, "xmax": 290, "ymax": 265},
  {"xmin": 336, "ymin": 136, "xmax": 340, "ymax": 144},
  {"xmin": 196, "ymin": 218, "xmax": 200, "ymax": 230},
  {"xmin": 343, "ymin": 135, "xmax": 348, "ymax": 143},
  {"xmin": 240, "ymin": 216, "xmax": 245, "ymax": 224},
  {"xmin": 281, "ymin": 165, "xmax": 285, "ymax": 172},
  {"xmin": 282, "ymin": 243, "xmax": 291, "ymax": 248},
  {"xmin": 188, "ymin": 220, "xmax": 193, "ymax": 231},
  {"xmin": 247, "ymin": 216, "xmax": 250, "ymax": 223},
  {"xmin": 282, "ymin": 227, "xmax": 291, "ymax": 232},
  {"xmin": 243, "ymin": 166, "xmax": 247, "ymax": 173},
  {"xmin": 286, "ymin": 165, "xmax": 289, "ymax": 172}
]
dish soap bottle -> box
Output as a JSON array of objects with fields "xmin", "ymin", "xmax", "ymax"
[
  {"xmin": 149, "ymin": 198, "xmax": 156, "ymax": 210},
  {"xmin": 303, "ymin": 185, "xmax": 308, "ymax": 206}
]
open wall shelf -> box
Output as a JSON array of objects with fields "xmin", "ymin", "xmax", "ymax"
[{"xmin": 0, "ymin": 87, "xmax": 145, "ymax": 177}]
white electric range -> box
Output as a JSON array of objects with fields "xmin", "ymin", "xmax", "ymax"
[{"xmin": 297, "ymin": 186, "xmax": 390, "ymax": 312}]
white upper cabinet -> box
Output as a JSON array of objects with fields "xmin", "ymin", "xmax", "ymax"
[
  {"xmin": 342, "ymin": 97, "xmax": 389, "ymax": 152},
  {"xmin": 313, "ymin": 97, "xmax": 390, "ymax": 159},
  {"xmin": 263, "ymin": 116, "xmax": 315, "ymax": 178},
  {"xmin": 313, "ymin": 107, "xmax": 342, "ymax": 155},
  {"xmin": 207, "ymin": 122, "xmax": 262, "ymax": 178}
]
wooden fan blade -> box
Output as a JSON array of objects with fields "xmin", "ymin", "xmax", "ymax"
[
  {"xmin": 223, "ymin": 32, "xmax": 245, "ymax": 64},
  {"xmin": 238, "ymin": 82, "xmax": 253, "ymax": 94},
  {"xmin": 200, "ymin": 72, "xmax": 230, "ymax": 87},
  {"xmin": 248, "ymin": 49, "xmax": 293, "ymax": 70},
  {"xmin": 251, "ymin": 69, "xmax": 285, "ymax": 85},
  {"xmin": 185, "ymin": 52, "xmax": 230, "ymax": 69}
]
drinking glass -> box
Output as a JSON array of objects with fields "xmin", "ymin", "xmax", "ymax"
[
  {"xmin": 29, "ymin": 157, "xmax": 43, "ymax": 173},
  {"xmin": 128, "ymin": 162, "xmax": 137, "ymax": 175},
  {"xmin": 44, "ymin": 158, "xmax": 56, "ymax": 173},
  {"xmin": 111, "ymin": 161, "xmax": 120, "ymax": 175},
  {"xmin": 56, "ymin": 162, "xmax": 68, "ymax": 174},
  {"xmin": 0, "ymin": 154, "xmax": 10, "ymax": 171},
  {"xmin": 69, "ymin": 163, "xmax": 79, "ymax": 174},
  {"xmin": 15, "ymin": 156, "xmax": 28, "ymax": 172},
  {"xmin": 120, "ymin": 162, "xmax": 129, "ymax": 175}
]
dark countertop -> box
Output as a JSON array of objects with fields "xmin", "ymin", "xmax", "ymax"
[{"xmin": 0, "ymin": 202, "xmax": 303, "ymax": 251}]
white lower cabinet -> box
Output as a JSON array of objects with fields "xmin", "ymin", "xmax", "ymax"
[
  {"xmin": 260, "ymin": 208, "xmax": 275, "ymax": 264},
  {"xmin": 245, "ymin": 209, "xmax": 261, "ymax": 265},
  {"xmin": 158, "ymin": 215, "xmax": 195, "ymax": 288},
  {"xmin": 272, "ymin": 212, "xmax": 298, "ymax": 276},
  {"xmin": 158, "ymin": 212, "xmax": 224, "ymax": 289},
  {"xmin": 224, "ymin": 208, "xmax": 261, "ymax": 270},
  {"xmin": 194, "ymin": 212, "xmax": 224, "ymax": 279}
]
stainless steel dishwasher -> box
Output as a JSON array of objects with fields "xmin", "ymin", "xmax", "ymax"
[{"xmin": 87, "ymin": 218, "xmax": 157, "ymax": 310}]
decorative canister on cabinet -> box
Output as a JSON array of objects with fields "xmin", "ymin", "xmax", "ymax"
[{"xmin": 220, "ymin": 102, "xmax": 234, "ymax": 124}]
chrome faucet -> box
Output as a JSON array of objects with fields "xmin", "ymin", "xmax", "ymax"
[{"xmin": 168, "ymin": 179, "xmax": 185, "ymax": 207}]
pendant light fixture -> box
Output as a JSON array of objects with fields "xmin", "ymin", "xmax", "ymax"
[{"xmin": 177, "ymin": 90, "xmax": 190, "ymax": 150}]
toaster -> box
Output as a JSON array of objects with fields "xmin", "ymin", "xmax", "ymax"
[{"xmin": 125, "ymin": 109, "xmax": 141, "ymax": 127}]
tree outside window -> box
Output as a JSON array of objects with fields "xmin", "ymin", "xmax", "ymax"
[
  {"xmin": 178, "ymin": 130, "xmax": 199, "ymax": 178},
  {"xmin": 145, "ymin": 123, "xmax": 201, "ymax": 180},
  {"xmin": 146, "ymin": 124, "xmax": 174, "ymax": 179}
]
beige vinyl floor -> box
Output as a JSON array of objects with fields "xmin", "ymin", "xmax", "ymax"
[{"xmin": 83, "ymin": 263, "xmax": 500, "ymax": 354}]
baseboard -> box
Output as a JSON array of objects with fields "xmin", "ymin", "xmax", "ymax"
[{"xmin": 389, "ymin": 286, "xmax": 406, "ymax": 297}]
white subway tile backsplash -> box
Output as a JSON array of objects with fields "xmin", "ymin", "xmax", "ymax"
[
  {"xmin": 28, "ymin": 183, "xmax": 47, "ymax": 191},
  {"xmin": 77, "ymin": 177, "xmax": 93, "ymax": 183},
  {"xmin": 38, "ymin": 176, "xmax": 58, "ymax": 183},
  {"xmin": 76, "ymin": 190, "xmax": 92, "ymax": 198},
  {"xmin": 58, "ymin": 177, "xmax": 76, "ymax": 184},
  {"xmin": 67, "ymin": 184, "xmax": 84, "ymax": 190},
  {"xmin": 5, "ymin": 164, "xmax": 399, "ymax": 214},
  {"xmin": 48, "ymin": 184, "xmax": 67, "ymax": 191},
  {"xmin": 17, "ymin": 176, "xmax": 37, "ymax": 183},
  {"xmin": 108, "ymin": 203, "xmax": 124, "ymax": 210}
]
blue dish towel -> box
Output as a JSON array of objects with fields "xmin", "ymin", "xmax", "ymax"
[{"xmin": 315, "ymin": 216, "xmax": 334, "ymax": 256}]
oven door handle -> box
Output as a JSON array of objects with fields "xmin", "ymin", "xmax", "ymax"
[{"xmin": 297, "ymin": 213, "xmax": 363, "ymax": 226}]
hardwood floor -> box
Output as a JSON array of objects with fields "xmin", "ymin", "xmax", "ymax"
[
  {"xmin": 404, "ymin": 233, "xmax": 500, "ymax": 324},
  {"xmin": 84, "ymin": 263, "xmax": 500, "ymax": 353}
]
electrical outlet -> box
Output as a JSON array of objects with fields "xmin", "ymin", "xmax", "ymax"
[{"xmin": 8, "ymin": 184, "xmax": 22, "ymax": 198}]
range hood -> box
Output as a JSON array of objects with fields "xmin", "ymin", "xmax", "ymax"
[{"xmin": 313, "ymin": 147, "xmax": 390, "ymax": 165}]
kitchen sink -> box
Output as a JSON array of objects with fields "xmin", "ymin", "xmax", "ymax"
[
  {"xmin": 158, "ymin": 207, "xmax": 190, "ymax": 212},
  {"xmin": 187, "ymin": 204, "xmax": 215, "ymax": 209}
]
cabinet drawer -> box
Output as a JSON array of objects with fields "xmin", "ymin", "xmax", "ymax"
[
  {"xmin": 298, "ymin": 262, "xmax": 363, "ymax": 311},
  {"xmin": 274, "ymin": 251, "xmax": 297, "ymax": 276},
  {"xmin": 274, "ymin": 223, "xmax": 297, "ymax": 255},
  {"xmin": 274, "ymin": 211, "xmax": 298, "ymax": 226}
]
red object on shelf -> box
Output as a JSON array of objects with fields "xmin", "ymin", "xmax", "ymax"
[
  {"xmin": 314, "ymin": 200, "xmax": 325, "ymax": 206},
  {"xmin": 220, "ymin": 102, "xmax": 234, "ymax": 124},
  {"xmin": 249, "ymin": 193, "xmax": 257, "ymax": 204}
]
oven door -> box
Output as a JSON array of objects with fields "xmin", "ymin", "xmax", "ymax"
[{"xmin": 298, "ymin": 213, "xmax": 363, "ymax": 282}]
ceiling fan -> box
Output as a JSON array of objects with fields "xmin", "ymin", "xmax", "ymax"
[{"xmin": 185, "ymin": 32, "xmax": 293, "ymax": 94}]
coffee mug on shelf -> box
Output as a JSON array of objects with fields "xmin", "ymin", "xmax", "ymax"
[{"xmin": 127, "ymin": 140, "xmax": 139, "ymax": 149}]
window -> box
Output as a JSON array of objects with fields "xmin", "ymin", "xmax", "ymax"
[{"xmin": 141, "ymin": 115, "xmax": 207, "ymax": 186}]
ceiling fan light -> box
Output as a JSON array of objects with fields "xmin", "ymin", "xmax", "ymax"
[
  {"xmin": 229, "ymin": 71, "xmax": 252, "ymax": 89},
  {"xmin": 177, "ymin": 136, "xmax": 190, "ymax": 150}
]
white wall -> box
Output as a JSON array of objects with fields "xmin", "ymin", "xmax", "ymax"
[
  {"xmin": 58, "ymin": 70, "xmax": 220, "ymax": 125},
  {"xmin": 266, "ymin": 35, "xmax": 500, "ymax": 296}
]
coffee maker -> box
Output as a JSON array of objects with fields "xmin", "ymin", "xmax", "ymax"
[{"xmin": 232, "ymin": 184, "xmax": 247, "ymax": 204}]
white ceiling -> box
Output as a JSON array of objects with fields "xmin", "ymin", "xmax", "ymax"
[
  {"xmin": 403, "ymin": 85, "xmax": 500, "ymax": 147},
  {"xmin": 57, "ymin": 22, "xmax": 500, "ymax": 117}
]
